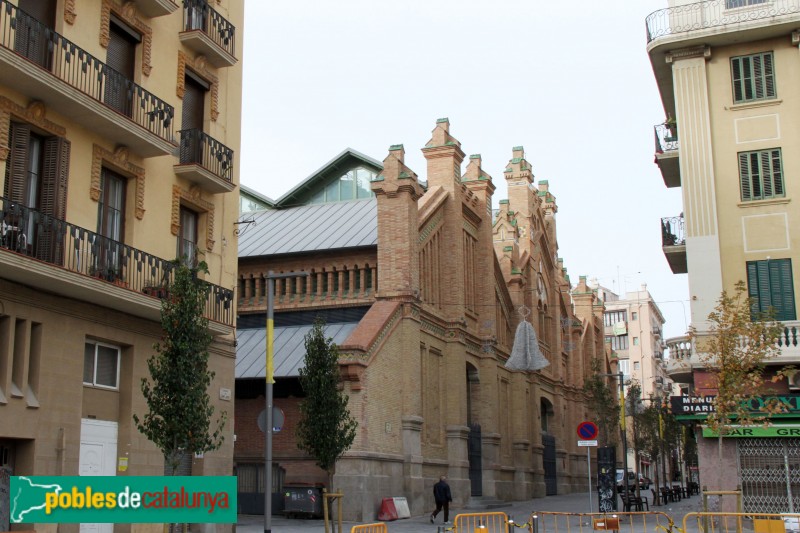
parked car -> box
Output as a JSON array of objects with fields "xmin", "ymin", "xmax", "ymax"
[{"xmin": 616, "ymin": 469, "xmax": 649, "ymax": 491}]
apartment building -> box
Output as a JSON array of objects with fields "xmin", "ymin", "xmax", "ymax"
[
  {"xmin": 593, "ymin": 282, "xmax": 669, "ymax": 481},
  {"xmin": 234, "ymin": 120, "xmax": 612, "ymax": 521},
  {"xmin": 647, "ymin": 0, "xmax": 800, "ymax": 512},
  {"xmin": 0, "ymin": 1, "xmax": 242, "ymax": 530}
]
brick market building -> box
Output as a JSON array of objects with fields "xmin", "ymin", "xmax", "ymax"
[{"xmin": 234, "ymin": 119, "xmax": 612, "ymax": 521}]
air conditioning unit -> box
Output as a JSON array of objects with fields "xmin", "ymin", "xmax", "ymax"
[{"xmin": 789, "ymin": 370, "xmax": 800, "ymax": 392}]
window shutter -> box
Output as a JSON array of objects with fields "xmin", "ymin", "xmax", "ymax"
[
  {"xmin": 752, "ymin": 54, "xmax": 763, "ymax": 99},
  {"xmin": 771, "ymin": 259, "xmax": 796, "ymax": 321},
  {"xmin": 739, "ymin": 152, "xmax": 751, "ymax": 201},
  {"xmin": 763, "ymin": 52, "xmax": 775, "ymax": 98},
  {"xmin": 36, "ymin": 137, "xmax": 69, "ymax": 264},
  {"xmin": 771, "ymin": 149, "xmax": 783, "ymax": 197},
  {"xmin": 756, "ymin": 260, "xmax": 772, "ymax": 315},
  {"xmin": 83, "ymin": 343, "xmax": 95, "ymax": 383},
  {"xmin": 760, "ymin": 150, "xmax": 772, "ymax": 198},
  {"xmin": 747, "ymin": 261, "xmax": 761, "ymax": 318},
  {"xmin": 732, "ymin": 57, "xmax": 744, "ymax": 103},
  {"xmin": 4, "ymin": 123, "xmax": 31, "ymax": 203},
  {"xmin": 95, "ymin": 345, "xmax": 119, "ymax": 388}
]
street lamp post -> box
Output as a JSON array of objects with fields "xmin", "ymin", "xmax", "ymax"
[
  {"xmin": 601, "ymin": 371, "xmax": 630, "ymax": 496},
  {"xmin": 265, "ymin": 270, "xmax": 308, "ymax": 533}
]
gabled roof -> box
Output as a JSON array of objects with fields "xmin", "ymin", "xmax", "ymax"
[
  {"xmin": 274, "ymin": 148, "xmax": 383, "ymax": 208},
  {"xmin": 238, "ymin": 199, "xmax": 377, "ymax": 257},
  {"xmin": 236, "ymin": 322, "xmax": 359, "ymax": 379}
]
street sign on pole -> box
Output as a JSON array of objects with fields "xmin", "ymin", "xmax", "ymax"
[
  {"xmin": 577, "ymin": 421, "xmax": 599, "ymax": 514},
  {"xmin": 577, "ymin": 421, "xmax": 599, "ymax": 440}
]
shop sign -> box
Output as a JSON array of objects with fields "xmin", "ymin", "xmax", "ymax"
[
  {"xmin": 671, "ymin": 395, "xmax": 800, "ymax": 419},
  {"xmin": 701, "ymin": 425, "xmax": 800, "ymax": 438}
]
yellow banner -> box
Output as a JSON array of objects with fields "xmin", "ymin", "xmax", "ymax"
[{"xmin": 266, "ymin": 318, "xmax": 274, "ymax": 384}]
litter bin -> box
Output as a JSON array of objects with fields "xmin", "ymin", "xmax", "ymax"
[{"xmin": 283, "ymin": 486, "xmax": 323, "ymax": 518}]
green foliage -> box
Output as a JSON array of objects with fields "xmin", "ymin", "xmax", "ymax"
[
  {"xmin": 583, "ymin": 358, "xmax": 619, "ymax": 447},
  {"xmin": 296, "ymin": 318, "xmax": 358, "ymax": 482},
  {"xmin": 694, "ymin": 280, "xmax": 785, "ymax": 435},
  {"xmin": 133, "ymin": 260, "xmax": 226, "ymax": 474}
]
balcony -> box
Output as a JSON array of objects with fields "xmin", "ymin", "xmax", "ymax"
[
  {"xmin": 0, "ymin": 197, "xmax": 233, "ymax": 333},
  {"xmin": 134, "ymin": 0, "xmax": 179, "ymax": 18},
  {"xmin": 0, "ymin": 1, "xmax": 175, "ymax": 157},
  {"xmin": 654, "ymin": 123, "xmax": 680, "ymax": 188},
  {"xmin": 179, "ymin": 0, "xmax": 236, "ymax": 68},
  {"xmin": 661, "ymin": 215, "xmax": 687, "ymax": 274},
  {"xmin": 665, "ymin": 335, "xmax": 693, "ymax": 383},
  {"xmin": 646, "ymin": 0, "xmax": 800, "ymax": 118},
  {"xmin": 174, "ymin": 129, "xmax": 235, "ymax": 193}
]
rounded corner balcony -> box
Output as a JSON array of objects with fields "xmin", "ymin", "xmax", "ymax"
[
  {"xmin": 0, "ymin": 198, "xmax": 234, "ymax": 335},
  {"xmin": 180, "ymin": 0, "xmax": 237, "ymax": 68},
  {"xmin": 665, "ymin": 335, "xmax": 694, "ymax": 383},
  {"xmin": 0, "ymin": 1, "xmax": 176, "ymax": 158},
  {"xmin": 645, "ymin": 0, "xmax": 800, "ymax": 117}
]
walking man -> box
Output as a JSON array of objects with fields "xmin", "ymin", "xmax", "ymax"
[{"xmin": 430, "ymin": 475, "xmax": 452, "ymax": 524}]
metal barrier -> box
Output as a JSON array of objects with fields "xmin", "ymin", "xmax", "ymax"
[
  {"xmin": 531, "ymin": 511, "xmax": 672, "ymax": 533},
  {"xmin": 453, "ymin": 512, "xmax": 514, "ymax": 532},
  {"xmin": 684, "ymin": 512, "xmax": 800, "ymax": 533},
  {"xmin": 350, "ymin": 523, "xmax": 388, "ymax": 533}
]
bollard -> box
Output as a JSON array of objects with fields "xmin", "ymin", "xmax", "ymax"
[{"xmin": 532, "ymin": 513, "xmax": 539, "ymax": 533}]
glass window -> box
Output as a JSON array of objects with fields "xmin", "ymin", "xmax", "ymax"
[
  {"xmin": 631, "ymin": 312, "xmax": 638, "ymax": 321},
  {"xmin": 731, "ymin": 52, "xmax": 775, "ymax": 103},
  {"xmin": 356, "ymin": 168, "xmax": 375, "ymax": 199},
  {"xmin": 325, "ymin": 179, "xmax": 339, "ymax": 202},
  {"xmin": 618, "ymin": 359, "xmax": 630, "ymax": 377},
  {"xmin": 178, "ymin": 207, "xmax": 198, "ymax": 266},
  {"xmin": 633, "ymin": 337, "xmax": 639, "ymax": 346},
  {"xmin": 739, "ymin": 149, "xmax": 783, "ymax": 201},
  {"xmin": 308, "ymin": 166, "xmax": 376, "ymax": 204},
  {"xmin": 726, "ymin": 0, "xmax": 767, "ymax": 7},
  {"xmin": 633, "ymin": 361, "xmax": 640, "ymax": 371},
  {"xmin": 340, "ymin": 170, "xmax": 355, "ymax": 201},
  {"xmin": 83, "ymin": 341, "xmax": 121, "ymax": 389}
]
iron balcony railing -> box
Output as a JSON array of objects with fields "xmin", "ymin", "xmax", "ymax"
[
  {"xmin": 0, "ymin": 197, "xmax": 233, "ymax": 326},
  {"xmin": 0, "ymin": 0, "xmax": 174, "ymax": 141},
  {"xmin": 183, "ymin": 0, "xmax": 235, "ymax": 58},
  {"xmin": 646, "ymin": 0, "xmax": 800, "ymax": 43},
  {"xmin": 178, "ymin": 129, "xmax": 234, "ymax": 182},
  {"xmin": 654, "ymin": 123, "xmax": 679, "ymax": 154},
  {"xmin": 661, "ymin": 215, "xmax": 685, "ymax": 247}
]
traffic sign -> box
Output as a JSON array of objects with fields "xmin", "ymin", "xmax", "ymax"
[
  {"xmin": 577, "ymin": 421, "xmax": 598, "ymax": 440},
  {"xmin": 578, "ymin": 440, "xmax": 598, "ymax": 447}
]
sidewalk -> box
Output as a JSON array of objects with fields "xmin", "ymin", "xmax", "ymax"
[{"xmin": 236, "ymin": 490, "xmax": 706, "ymax": 532}]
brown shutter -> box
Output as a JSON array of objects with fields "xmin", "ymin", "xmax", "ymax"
[
  {"xmin": 4, "ymin": 123, "xmax": 31, "ymax": 204},
  {"xmin": 36, "ymin": 136, "xmax": 69, "ymax": 264},
  {"xmin": 182, "ymin": 75, "xmax": 205, "ymax": 131},
  {"xmin": 105, "ymin": 23, "xmax": 138, "ymax": 117}
]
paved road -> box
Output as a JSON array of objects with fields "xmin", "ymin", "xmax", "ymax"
[{"xmin": 236, "ymin": 489, "xmax": 705, "ymax": 532}]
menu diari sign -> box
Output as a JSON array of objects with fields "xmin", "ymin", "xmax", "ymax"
[{"xmin": 670, "ymin": 395, "xmax": 800, "ymax": 418}]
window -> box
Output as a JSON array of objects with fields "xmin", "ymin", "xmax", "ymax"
[
  {"xmin": 3, "ymin": 122, "xmax": 70, "ymax": 263},
  {"xmin": 633, "ymin": 337, "xmax": 639, "ymax": 346},
  {"xmin": 15, "ymin": 0, "xmax": 56, "ymax": 69},
  {"xmin": 746, "ymin": 259, "xmax": 796, "ymax": 321},
  {"xmin": 726, "ymin": 0, "xmax": 768, "ymax": 7},
  {"xmin": 633, "ymin": 361, "xmax": 640, "ymax": 371},
  {"xmin": 618, "ymin": 359, "xmax": 630, "ymax": 377},
  {"xmin": 631, "ymin": 312, "xmax": 638, "ymax": 321},
  {"xmin": 95, "ymin": 168, "xmax": 126, "ymax": 279},
  {"xmin": 309, "ymin": 167, "xmax": 376, "ymax": 204},
  {"xmin": 178, "ymin": 206, "xmax": 198, "ymax": 265},
  {"xmin": 83, "ymin": 341, "xmax": 121, "ymax": 389},
  {"xmin": 739, "ymin": 149, "xmax": 784, "ymax": 201},
  {"xmin": 731, "ymin": 52, "xmax": 775, "ymax": 104},
  {"xmin": 604, "ymin": 310, "xmax": 627, "ymax": 327},
  {"xmin": 606, "ymin": 335, "xmax": 629, "ymax": 351}
]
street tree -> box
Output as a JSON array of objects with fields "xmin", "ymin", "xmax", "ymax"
[
  {"xmin": 584, "ymin": 358, "xmax": 620, "ymax": 447},
  {"xmin": 297, "ymin": 317, "xmax": 358, "ymax": 489},
  {"xmin": 134, "ymin": 260, "xmax": 226, "ymax": 475},
  {"xmin": 692, "ymin": 280, "xmax": 785, "ymax": 489}
]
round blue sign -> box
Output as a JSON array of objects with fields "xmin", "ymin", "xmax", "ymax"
[{"xmin": 577, "ymin": 421, "xmax": 598, "ymax": 440}]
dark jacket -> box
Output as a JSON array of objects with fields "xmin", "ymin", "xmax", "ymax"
[{"xmin": 433, "ymin": 480, "xmax": 452, "ymax": 503}]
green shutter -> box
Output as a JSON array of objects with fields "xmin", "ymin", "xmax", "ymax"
[
  {"xmin": 739, "ymin": 152, "xmax": 752, "ymax": 200},
  {"xmin": 747, "ymin": 261, "xmax": 761, "ymax": 319},
  {"xmin": 763, "ymin": 52, "xmax": 775, "ymax": 98},
  {"xmin": 731, "ymin": 52, "xmax": 776, "ymax": 103},
  {"xmin": 771, "ymin": 259, "xmax": 796, "ymax": 321},
  {"xmin": 761, "ymin": 150, "xmax": 772, "ymax": 198},
  {"xmin": 732, "ymin": 57, "xmax": 744, "ymax": 102},
  {"xmin": 771, "ymin": 149, "xmax": 784, "ymax": 197}
]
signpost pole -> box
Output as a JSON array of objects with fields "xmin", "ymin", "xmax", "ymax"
[{"xmin": 587, "ymin": 446, "xmax": 592, "ymax": 513}]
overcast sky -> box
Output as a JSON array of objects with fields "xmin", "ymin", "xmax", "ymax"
[{"xmin": 239, "ymin": 0, "xmax": 690, "ymax": 342}]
